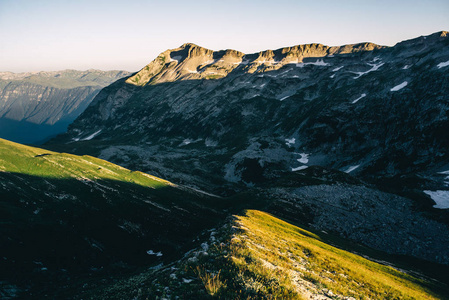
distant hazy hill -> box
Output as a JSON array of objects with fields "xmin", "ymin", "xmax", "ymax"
[{"xmin": 0, "ymin": 69, "xmax": 131, "ymax": 144}]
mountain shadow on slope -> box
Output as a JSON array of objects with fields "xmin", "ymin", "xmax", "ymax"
[{"xmin": 0, "ymin": 171, "xmax": 243, "ymax": 299}]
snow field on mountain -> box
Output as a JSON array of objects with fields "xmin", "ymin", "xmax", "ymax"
[{"xmin": 390, "ymin": 81, "xmax": 408, "ymax": 92}]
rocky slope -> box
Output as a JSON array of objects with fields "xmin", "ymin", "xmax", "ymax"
[
  {"xmin": 0, "ymin": 69, "xmax": 130, "ymax": 144},
  {"xmin": 48, "ymin": 32, "xmax": 449, "ymax": 192},
  {"xmin": 46, "ymin": 32, "xmax": 449, "ymax": 265}
]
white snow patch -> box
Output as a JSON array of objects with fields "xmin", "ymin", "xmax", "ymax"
[
  {"xmin": 402, "ymin": 65, "xmax": 410, "ymax": 70},
  {"xmin": 424, "ymin": 190, "xmax": 449, "ymax": 209},
  {"xmin": 188, "ymin": 70, "xmax": 198, "ymax": 73},
  {"xmin": 332, "ymin": 66, "xmax": 344, "ymax": 72},
  {"xmin": 146, "ymin": 250, "xmax": 163, "ymax": 257},
  {"xmin": 330, "ymin": 74, "xmax": 335, "ymax": 79},
  {"xmin": 279, "ymin": 95, "xmax": 290, "ymax": 101},
  {"xmin": 310, "ymin": 59, "xmax": 329, "ymax": 66},
  {"xmin": 390, "ymin": 81, "xmax": 408, "ymax": 92},
  {"xmin": 352, "ymin": 93, "xmax": 366, "ymax": 104},
  {"xmin": 438, "ymin": 170, "xmax": 449, "ymax": 175},
  {"xmin": 183, "ymin": 278, "xmax": 194, "ymax": 283},
  {"xmin": 297, "ymin": 153, "xmax": 309, "ymax": 164},
  {"xmin": 437, "ymin": 60, "xmax": 449, "ymax": 69},
  {"xmin": 170, "ymin": 56, "xmax": 182, "ymax": 62},
  {"xmin": 285, "ymin": 138, "xmax": 295, "ymax": 147},
  {"xmin": 353, "ymin": 62, "xmax": 384, "ymax": 79},
  {"xmin": 205, "ymin": 138, "xmax": 218, "ymax": 147},
  {"xmin": 82, "ymin": 130, "xmax": 102, "ymax": 141},
  {"xmin": 344, "ymin": 165, "xmax": 360, "ymax": 173},
  {"xmin": 296, "ymin": 59, "xmax": 329, "ymax": 68},
  {"xmin": 180, "ymin": 139, "xmax": 192, "ymax": 146},
  {"xmin": 292, "ymin": 166, "xmax": 308, "ymax": 171}
]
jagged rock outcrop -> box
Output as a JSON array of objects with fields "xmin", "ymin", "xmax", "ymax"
[
  {"xmin": 0, "ymin": 69, "xmax": 130, "ymax": 144},
  {"xmin": 125, "ymin": 42, "xmax": 383, "ymax": 86}
]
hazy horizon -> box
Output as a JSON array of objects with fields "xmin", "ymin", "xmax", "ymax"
[{"xmin": 1, "ymin": 0, "xmax": 448, "ymax": 73}]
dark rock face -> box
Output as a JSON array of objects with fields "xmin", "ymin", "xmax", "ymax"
[
  {"xmin": 267, "ymin": 182, "xmax": 449, "ymax": 264},
  {"xmin": 0, "ymin": 70, "xmax": 131, "ymax": 144},
  {"xmin": 49, "ymin": 32, "xmax": 449, "ymax": 191}
]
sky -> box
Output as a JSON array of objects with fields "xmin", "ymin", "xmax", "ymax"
[{"xmin": 0, "ymin": 0, "xmax": 448, "ymax": 73}]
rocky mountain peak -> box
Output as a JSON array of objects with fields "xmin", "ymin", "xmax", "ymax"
[
  {"xmin": 394, "ymin": 30, "xmax": 449, "ymax": 50},
  {"xmin": 125, "ymin": 41, "xmax": 387, "ymax": 86},
  {"xmin": 56, "ymin": 31, "xmax": 449, "ymax": 192}
]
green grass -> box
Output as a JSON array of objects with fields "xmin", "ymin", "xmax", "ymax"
[
  {"xmin": 205, "ymin": 74, "xmax": 225, "ymax": 80},
  {"xmin": 0, "ymin": 138, "xmax": 170, "ymax": 189},
  {"xmin": 0, "ymin": 138, "xmax": 233, "ymax": 298}
]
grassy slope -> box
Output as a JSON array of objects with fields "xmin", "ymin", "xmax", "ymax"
[
  {"xmin": 0, "ymin": 137, "xmax": 170, "ymax": 187},
  {"xmin": 90, "ymin": 210, "xmax": 444, "ymax": 299},
  {"xmin": 227, "ymin": 210, "xmax": 440, "ymax": 299},
  {"xmin": 0, "ymin": 138, "xmax": 447, "ymax": 298},
  {"xmin": 0, "ymin": 138, "xmax": 230, "ymax": 298}
]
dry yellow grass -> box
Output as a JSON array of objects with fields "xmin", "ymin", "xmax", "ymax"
[{"xmin": 228, "ymin": 210, "xmax": 439, "ymax": 299}]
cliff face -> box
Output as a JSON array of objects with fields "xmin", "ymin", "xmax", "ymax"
[
  {"xmin": 50, "ymin": 32, "xmax": 449, "ymax": 191},
  {"xmin": 0, "ymin": 69, "xmax": 131, "ymax": 144}
]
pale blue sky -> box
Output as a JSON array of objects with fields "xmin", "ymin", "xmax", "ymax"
[{"xmin": 1, "ymin": 0, "xmax": 448, "ymax": 72}]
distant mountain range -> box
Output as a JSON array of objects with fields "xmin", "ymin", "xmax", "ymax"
[{"xmin": 0, "ymin": 69, "xmax": 130, "ymax": 144}]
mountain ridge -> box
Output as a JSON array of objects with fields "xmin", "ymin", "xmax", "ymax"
[
  {"xmin": 46, "ymin": 31, "xmax": 449, "ymax": 265},
  {"xmin": 3, "ymin": 31, "xmax": 449, "ymax": 298},
  {"xmin": 0, "ymin": 69, "xmax": 131, "ymax": 89},
  {"xmin": 126, "ymin": 40, "xmax": 385, "ymax": 86},
  {"xmin": 0, "ymin": 69, "xmax": 131, "ymax": 143},
  {"xmin": 124, "ymin": 31, "xmax": 448, "ymax": 88}
]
